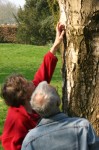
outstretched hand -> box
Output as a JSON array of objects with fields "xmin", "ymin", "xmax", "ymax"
[
  {"xmin": 55, "ymin": 22, "xmax": 65, "ymax": 46},
  {"xmin": 50, "ymin": 22, "xmax": 65, "ymax": 55}
]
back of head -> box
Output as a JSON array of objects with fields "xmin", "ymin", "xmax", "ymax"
[
  {"xmin": 1, "ymin": 74, "xmax": 30, "ymax": 107},
  {"xmin": 30, "ymin": 81, "xmax": 61, "ymax": 118}
]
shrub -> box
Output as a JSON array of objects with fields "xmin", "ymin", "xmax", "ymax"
[{"xmin": 0, "ymin": 24, "xmax": 17, "ymax": 43}]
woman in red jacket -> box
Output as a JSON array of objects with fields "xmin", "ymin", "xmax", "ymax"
[{"xmin": 0, "ymin": 22, "xmax": 65, "ymax": 150}]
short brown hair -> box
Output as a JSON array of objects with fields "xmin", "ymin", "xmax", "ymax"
[{"xmin": 1, "ymin": 74, "xmax": 29, "ymax": 107}]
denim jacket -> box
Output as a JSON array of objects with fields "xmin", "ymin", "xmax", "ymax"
[{"xmin": 21, "ymin": 113, "xmax": 99, "ymax": 150}]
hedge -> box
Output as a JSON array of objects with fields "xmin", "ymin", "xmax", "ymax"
[{"xmin": 0, "ymin": 24, "xmax": 18, "ymax": 43}]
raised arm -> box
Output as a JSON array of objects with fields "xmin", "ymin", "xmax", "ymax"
[{"xmin": 33, "ymin": 22, "xmax": 65, "ymax": 86}]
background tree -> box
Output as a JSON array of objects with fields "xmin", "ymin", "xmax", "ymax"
[
  {"xmin": 0, "ymin": 0, "xmax": 18, "ymax": 24},
  {"xmin": 17, "ymin": 0, "xmax": 55, "ymax": 45},
  {"xmin": 47, "ymin": 0, "xmax": 60, "ymax": 25},
  {"xmin": 57, "ymin": 0, "xmax": 99, "ymax": 136}
]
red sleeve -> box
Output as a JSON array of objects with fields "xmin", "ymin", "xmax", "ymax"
[
  {"xmin": 1, "ymin": 121, "xmax": 27, "ymax": 150},
  {"xmin": 1, "ymin": 106, "xmax": 39, "ymax": 150},
  {"xmin": 33, "ymin": 51, "xmax": 58, "ymax": 86},
  {"xmin": 0, "ymin": 136, "xmax": 2, "ymax": 142},
  {"xmin": 1, "ymin": 121, "xmax": 24, "ymax": 150},
  {"xmin": 1, "ymin": 113, "xmax": 27, "ymax": 150}
]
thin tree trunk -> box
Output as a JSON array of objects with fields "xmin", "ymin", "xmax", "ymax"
[{"xmin": 58, "ymin": 0, "xmax": 99, "ymax": 135}]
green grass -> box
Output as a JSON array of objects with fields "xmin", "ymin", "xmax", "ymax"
[{"xmin": 0, "ymin": 43, "xmax": 62, "ymax": 149}]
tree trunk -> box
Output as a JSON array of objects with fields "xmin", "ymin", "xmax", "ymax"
[{"xmin": 58, "ymin": 0, "xmax": 99, "ymax": 135}]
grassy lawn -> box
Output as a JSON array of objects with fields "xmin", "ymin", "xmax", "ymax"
[{"xmin": 0, "ymin": 43, "xmax": 62, "ymax": 149}]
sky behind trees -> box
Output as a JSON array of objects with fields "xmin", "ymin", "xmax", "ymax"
[
  {"xmin": 0, "ymin": 0, "xmax": 18, "ymax": 24},
  {"xmin": 8, "ymin": 0, "xmax": 25, "ymax": 7},
  {"xmin": 0, "ymin": 0, "xmax": 25, "ymax": 24}
]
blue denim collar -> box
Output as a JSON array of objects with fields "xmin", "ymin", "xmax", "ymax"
[{"xmin": 37, "ymin": 112, "xmax": 68, "ymax": 126}]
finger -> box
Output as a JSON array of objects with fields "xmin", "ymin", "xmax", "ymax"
[
  {"xmin": 56, "ymin": 22, "xmax": 60, "ymax": 31},
  {"xmin": 60, "ymin": 30, "xmax": 65, "ymax": 37}
]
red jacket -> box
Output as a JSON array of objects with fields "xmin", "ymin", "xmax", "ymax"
[{"xmin": 0, "ymin": 51, "xmax": 58, "ymax": 150}]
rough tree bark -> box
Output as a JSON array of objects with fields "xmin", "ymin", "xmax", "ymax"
[{"xmin": 58, "ymin": 0, "xmax": 99, "ymax": 135}]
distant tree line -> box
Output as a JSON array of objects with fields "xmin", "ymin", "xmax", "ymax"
[
  {"xmin": 0, "ymin": 0, "xmax": 18, "ymax": 24},
  {"xmin": 16, "ymin": 0, "xmax": 59, "ymax": 45},
  {"xmin": 0, "ymin": 0, "xmax": 59, "ymax": 45},
  {"xmin": 0, "ymin": 0, "xmax": 18, "ymax": 43}
]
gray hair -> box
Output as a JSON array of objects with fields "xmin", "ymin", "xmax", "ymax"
[{"xmin": 30, "ymin": 81, "xmax": 61, "ymax": 117}]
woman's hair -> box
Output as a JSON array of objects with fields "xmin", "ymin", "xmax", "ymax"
[
  {"xmin": 30, "ymin": 81, "xmax": 61, "ymax": 117},
  {"xmin": 1, "ymin": 74, "xmax": 30, "ymax": 107}
]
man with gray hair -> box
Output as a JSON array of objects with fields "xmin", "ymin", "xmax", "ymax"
[{"xmin": 21, "ymin": 81, "xmax": 99, "ymax": 150}]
